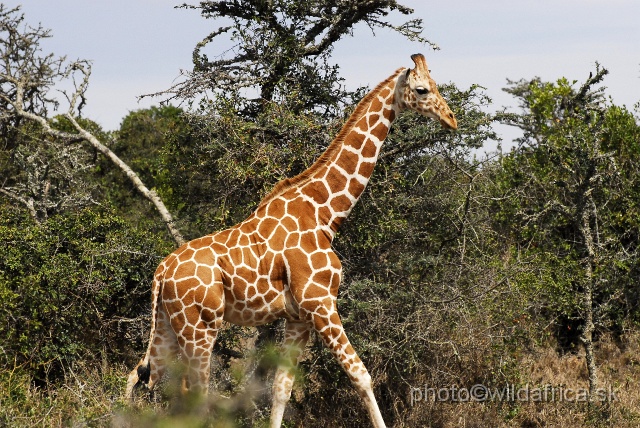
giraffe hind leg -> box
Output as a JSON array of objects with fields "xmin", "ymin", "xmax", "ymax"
[
  {"xmin": 147, "ymin": 305, "xmax": 180, "ymax": 391},
  {"xmin": 175, "ymin": 318, "xmax": 221, "ymax": 395},
  {"xmin": 126, "ymin": 304, "xmax": 179, "ymax": 400}
]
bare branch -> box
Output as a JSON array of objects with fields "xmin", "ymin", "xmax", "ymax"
[
  {"xmin": 0, "ymin": 187, "xmax": 38, "ymax": 222},
  {"xmin": 0, "ymin": 5, "xmax": 186, "ymax": 246},
  {"xmin": 64, "ymin": 113, "xmax": 186, "ymax": 246}
]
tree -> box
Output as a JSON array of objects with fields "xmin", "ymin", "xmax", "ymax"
[
  {"xmin": 496, "ymin": 67, "xmax": 640, "ymax": 398},
  {"xmin": 0, "ymin": 118, "xmax": 98, "ymax": 223},
  {"xmin": 0, "ymin": 5, "xmax": 185, "ymax": 246},
  {"xmin": 155, "ymin": 0, "xmax": 433, "ymax": 117}
]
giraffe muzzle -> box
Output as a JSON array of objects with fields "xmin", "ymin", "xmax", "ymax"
[{"xmin": 440, "ymin": 112, "xmax": 458, "ymax": 130}]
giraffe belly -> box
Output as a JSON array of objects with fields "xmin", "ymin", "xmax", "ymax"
[{"xmin": 222, "ymin": 288, "xmax": 290, "ymax": 326}]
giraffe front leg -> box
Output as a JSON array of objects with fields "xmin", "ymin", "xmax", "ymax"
[
  {"xmin": 312, "ymin": 308, "xmax": 387, "ymax": 428},
  {"xmin": 270, "ymin": 320, "xmax": 310, "ymax": 428}
]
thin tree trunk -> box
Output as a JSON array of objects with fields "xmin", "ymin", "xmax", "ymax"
[
  {"xmin": 0, "ymin": 188, "xmax": 39, "ymax": 222},
  {"xmin": 578, "ymin": 195, "xmax": 599, "ymax": 398}
]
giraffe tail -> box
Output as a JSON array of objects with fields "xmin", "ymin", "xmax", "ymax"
[{"xmin": 125, "ymin": 273, "xmax": 164, "ymax": 400}]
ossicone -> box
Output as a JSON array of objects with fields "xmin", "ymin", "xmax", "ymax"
[{"xmin": 410, "ymin": 53, "xmax": 429, "ymax": 73}]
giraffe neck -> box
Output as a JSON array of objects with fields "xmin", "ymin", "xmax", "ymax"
[
  {"xmin": 300, "ymin": 69, "xmax": 405, "ymax": 234},
  {"xmin": 256, "ymin": 68, "xmax": 406, "ymax": 236}
]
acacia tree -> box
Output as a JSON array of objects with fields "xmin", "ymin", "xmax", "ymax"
[
  {"xmin": 147, "ymin": 0, "xmax": 447, "ymax": 238},
  {"xmin": 156, "ymin": 0, "xmax": 432, "ymax": 117},
  {"xmin": 0, "ymin": 5, "xmax": 185, "ymax": 245}
]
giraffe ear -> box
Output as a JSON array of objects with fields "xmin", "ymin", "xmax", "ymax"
[{"xmin": 410, "ymin": 53, "xmax": 429, "ymax": 74}]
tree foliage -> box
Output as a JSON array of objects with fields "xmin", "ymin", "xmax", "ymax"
[
  {"xmin": 160, "ymin": 0, "xmax": 432, "ymax": 117},
  {"xmin": 496, "ymin": 69, "xmax": 640, "ymax": 331},
  {"xmin": 494, "ymin": 68, "xmax": 640, "ymax": 396},
  {"xmin": 0, "ymin": 206, "xmax": 171, "ymax": 379}
]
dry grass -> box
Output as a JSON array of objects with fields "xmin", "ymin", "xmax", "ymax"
[
  {"xmin": 398, "ymin": 332, "xmax": 640, "ymax": 428},
  {"xmin": 1, "ymin": 332, "xmax": 640, "ymax": 427}
]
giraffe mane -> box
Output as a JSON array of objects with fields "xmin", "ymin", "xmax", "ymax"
[{"xmin": 257, "ymin": 67, "xmax": 406, "ymax": 208}]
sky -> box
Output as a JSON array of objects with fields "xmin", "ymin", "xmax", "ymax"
[{"xmin": 12, "ymin": 0, "xmax": 640, "ymax": 150}]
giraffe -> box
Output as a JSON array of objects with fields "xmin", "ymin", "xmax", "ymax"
[{"xmin": 126, "ymin": 53, "xmax": 457, "ymax": 427}]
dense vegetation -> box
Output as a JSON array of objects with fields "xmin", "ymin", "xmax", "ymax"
[{"xmin": 1, "ymin": 2, "xmax": 640, "ymax": 426}]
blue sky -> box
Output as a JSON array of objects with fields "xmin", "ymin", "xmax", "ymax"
[{"xmin": 14, "ymin": 1, "xmax": 640, "ymax": 148}]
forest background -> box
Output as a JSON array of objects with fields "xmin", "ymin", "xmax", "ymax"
[{"xmin": 1, "ymin": 1, "xmax": 640, "ymax": 426}]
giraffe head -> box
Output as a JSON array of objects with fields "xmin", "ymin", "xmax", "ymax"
[{"xmin": 398, "ymin": 53, "xmax": 457, "ymax": 130}]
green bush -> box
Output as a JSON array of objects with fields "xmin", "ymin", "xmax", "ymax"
[{"xmin": 0, "ymin": 206, "xmax": 172, "ymax": 381}]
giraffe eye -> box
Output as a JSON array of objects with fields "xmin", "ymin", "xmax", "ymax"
[{"xmin": 415, "ymin": 87, "xmax": 429, "ymax": 95}]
